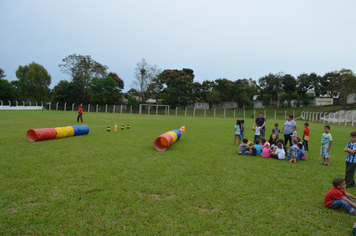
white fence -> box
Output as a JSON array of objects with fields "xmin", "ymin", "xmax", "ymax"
[{"xmin": 301, "ymin": 110, "xmax": 356, "ymax": 127}]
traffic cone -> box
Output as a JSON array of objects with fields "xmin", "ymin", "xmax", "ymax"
[
  {"xmin": 107, "ymin": 124, "xmax": 111, "ymax": 132},
  {"xmin": 121, "ymin": 123, "xmax": 124, "ymax": 130},
  {"xmin": 127, "ymin": 122, "xmax": 130, "ymax": 129},
  {"xmin": 114, "ymin": 123, "xmax": 117, "ymax": 131}
]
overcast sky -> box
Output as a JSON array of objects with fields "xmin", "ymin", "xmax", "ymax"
[{"xmin": 1, "ymin": 0, "xmax": 355, "ymax": 92}]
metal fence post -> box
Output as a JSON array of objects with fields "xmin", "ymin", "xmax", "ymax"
[
  {"xmin": 274, "ymin": 110, "xmax": 276, "ymax": 120},
  {"xmin": 345, "ymin": 112, "xmax": 348, "ymax": 126},
  {"xmin": 96, "ymin": 104, "xmax": 98, "ymax": 113},
  {"xmin": 88, "ymin": 104, "xmax": 90, "ymax": 112},
  {"xmin": 193, "ymin": 107, "xmax": 195, "ymax": 117},
  {"xmin": 105, "ymin": 104, "xmax": 108, "ymax": 113},
  {"xmin": 113, "ymin": 105, "xmax": 115, "ymax": 113},
  {"xmin": 130, "ymin": 106, "xmax": 132, "ymax": 114},
  {"xmin": 176, "ymin": 107, "xmax": 178, "ymax": 116},
  {"xmin": 204, "ymin": 109, "xmax": 206, "ymax": 117},
  {"xmin": 214, "ymin": 109, "xmax": 216, "ymax": 117}
]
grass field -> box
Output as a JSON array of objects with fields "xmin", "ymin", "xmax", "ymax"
[{"xmin": 1, "ymin": 110, "xmax": 356, "ymax": 235}]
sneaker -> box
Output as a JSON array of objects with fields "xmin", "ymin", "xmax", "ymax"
[
  {"xmin": 326, "ymin": 163, "xmax": 330, "ymax": 166},
  {"xmin": 322, "ymin": 163, "xmax": 326, "ymax": 165}
]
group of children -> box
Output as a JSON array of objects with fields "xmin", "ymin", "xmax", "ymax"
[
  {"xmin": 237, "ymin": 134, "xmax": 307, "ymax": 162},
  {"xmin": 235, "ymin": 120, "xmax": 310, "ymax": 162},
  {"xmin": 235, "ymin": 118, "xmax": 356, "ymax": 232}
]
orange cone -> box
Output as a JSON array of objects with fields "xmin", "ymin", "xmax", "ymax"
[{"xmin": 114, "ymin": 123, "xmax": 117, "ymax": 131}]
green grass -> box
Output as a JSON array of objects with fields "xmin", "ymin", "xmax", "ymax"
[{"xmin": 1, "ymin": 110, "xmax": 355, "ymax": 235}]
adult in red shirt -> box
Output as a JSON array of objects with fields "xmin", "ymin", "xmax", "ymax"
[
  {"xmin": 77, "ymin": 105, "xmax": 83, "ymax": 123},
  {"xmin": 324, "ymin": 178, "xmax": 356, "ymax": 214}
]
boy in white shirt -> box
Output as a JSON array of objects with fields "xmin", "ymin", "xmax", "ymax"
[{"xmin": 253, "ymin": 124, "xmax": 261, "ymax": 141}]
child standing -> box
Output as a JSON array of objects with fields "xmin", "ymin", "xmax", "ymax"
[
  {"xmin": 287, "ymin": 138, "xmax": 300, "ymax": 163},
  {"xmin": 272, "ymin": 123, "xmax": 280, "ymax": 140},
  {"xmin": 291, "ymin": 126, "xmax": 297, "ymax": 139},
  {"xmin": 303, "ymin": 123, "xmax": 310, "ymax": 151},
  {"xmin": 234, "ymin": 120, "xmax": 241, "ymax": 145},
  {"xmin": 324, "ymin": 178, "xmax": 356, "ymax": 215},
  {"xmin": 271, "ymin": 142, "xmax": 286, "ymax": 160},
  {"xmin": 321, "ymin": 125, "xmax": 333, "ymax": 166},
  {"xmin": 253, "ymin": 124, "xmax": 261, "ymax": 141},
  {"xmin": 344, "ymin": 131, "xmax": 356, "ymax": 188},
  {"xmin": 240, "ymin": 120, "xmax": 245, "ymax": 140}
]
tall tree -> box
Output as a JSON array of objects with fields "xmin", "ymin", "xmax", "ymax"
[
  {"xmin": 0, "ymin": 68, "xmax": 5, "ymax": 79},
  {"xmin": 336, "ymin": 68, "xmax": 356, "ymax": 107},
  {"xmin": 157, "ymin": 69, "xmax": 194, "ymax": 107},
  {"xmin": 132, "ymin": 58, "xmax": 161, "ymax": 102},
  {"xmin": 321, "ymin": 72, "xmax": 339, "ymax": 97},
  {"xmin": 59, "ymin": 54, "xmax": 108, "ymax": 103},
  {"xmin": 15, "ymin": 62, "xmax": 51, "ymax": 101},
  {"xmin": 89, "ymin": 76, "xmax": 123, "ymax": 104},
  {"xmin": 259, "ymin": 73, "xmax": 283, "ymax": 108},
  {"xmin": 0, "ymin": 69, "xmax": 18, "ymax": 102}
]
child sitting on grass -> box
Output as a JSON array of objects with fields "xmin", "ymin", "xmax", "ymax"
[
  {"xmin": 287, "ymin": 138, "xmax": 300, "ymax": 163},
  {"xmin": 324, "ymin": 177, "xmax": 356, "ymax": 215},
  {"xmin": 261, "ymin": 142, "xmax": 271, "ymax": 158},
  {"xmin": 239, "ymin": 142, "xmax": 257, "ymax": 156},
  {"xmin": 295, "ymin": 136, "xmax": 304, "ymax": 151},
  {"xmin": 271, "ymin": 142, "xmax": 286, "ymax": 160},
  {"xmin": 268, "ymin": 133, "xmax": 278, "ymax": 150},
  {"xmin": 297, "ymin": 143, "xmax": 306, "ymax": 160},
  {"xmin": 254, "ymin": 139, "xmax": 262, "ymax": 155},
  {"xmin": 237, "ymin": 138, "xmax": 249, "ymax": 154},
  {"xmin": 260, "ymin": 137, "xmax": 266, "ymax": 148}
]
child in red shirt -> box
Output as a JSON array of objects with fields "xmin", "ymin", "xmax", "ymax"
[
  {"xmin": 302, "ymin": 123, "xmax": 309, "ymax": 151},
  {"xmin": 324, "ymin": 178, "xmax": 356, "ymax": 214}
]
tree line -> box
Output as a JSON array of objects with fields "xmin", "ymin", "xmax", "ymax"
[{"xmin": 1, "ymin": 55, "xmax": 355, "ymax": 108}]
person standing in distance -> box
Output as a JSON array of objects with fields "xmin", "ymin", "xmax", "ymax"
[
  {"xmin": 77, "ymin": 105, "xmax": 83, "ymax": 123},
  {"xmin": 253, "ymin": 112, "xmax": 266, "ymax": 138},
  {"xmin": 281, "ymin": 115, "xmax": 296, "ymax": 148}
]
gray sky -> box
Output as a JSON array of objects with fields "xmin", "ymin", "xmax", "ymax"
[{"xmin": 1, "ymin": 0, "xmax": 355, "ymax": 92}]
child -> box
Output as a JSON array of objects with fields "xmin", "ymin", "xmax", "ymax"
[
  {"xmin": 272, "ymin": 123, "xmax": 280, "ymax": 140},
  {"xmin": 277, "ymin": 139, "xmax": 287, "ymax": 153},
  {"xmin": 271, "ymin": 142, "xmax": 286, "ymax": 160},
  {"xmin": 253, "ymin": 124, "xmax": 261, "ymax": 141},
  {"xmin": 321, "ymin": 125, "xmax": 333, "ymax": 166},
  {"xmin": 240, "ymin": 120, "xmax": 245, "ymax": 140},
  {"xmin": 261, "ymin": 142, "xmax": 271, "ymax": 158},
  {"xmin": 260, "ymin": 137, "xmax": 266, "ymax": 147},
  {"xmin": 344, "ymin": 131, "xmax": 356, "ymax": 188},
  {"xmin": 296, "ymin": 136, "xmax": 305, "ymax": 152},
  {"xmin": 234, "ymin": 120, "xmax": 241, "ymax": 145},
  {"xmin": 290, "ymin": 126, "xmax": 297, "ymax": 139},
  {"xmin": 254, "ymin": 139, "xmax": 262, "ymax": 155},
  {"xmin": 287, "ymin": 138, "xmax": 300, "ymax": 163},
  {"xmin": 237, "ymin": 138, "xmax": 249, "ymax": 154},
  {"xmin": 297, "ymin": 143, "xmax": 306, "ymax": 160},
  {"xmin": 303, "ymin": 123, "xmax": 310, "ymax": 151},
  {"xmin": 239, "ymin": 142, "xmax": 257, "ymax": 156},
  {"xmin": 324, "ymin": 177, "xmax": 356, "ymax": 215},
  {"xmin": 268, "ymin": 133, "xmax": 278, "ymax": 149}
]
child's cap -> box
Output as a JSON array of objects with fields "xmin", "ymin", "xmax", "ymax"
[{"xmin": 265, "ymin": 142, "xmax": 270, "ymax": 148}]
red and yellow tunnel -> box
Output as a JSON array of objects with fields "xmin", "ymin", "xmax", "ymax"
[
  {"xmin": 154, "ymin": 126, "xmax": 185, "ymax": 151},
  {"xmin": 26, "ymin": 125, "xmax": 89, "ymax": 142}
]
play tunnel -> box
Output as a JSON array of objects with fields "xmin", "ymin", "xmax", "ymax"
[
  {"xmin": 154, "ymin": 129, "xmax": 182, "ymax": 151},
  {"xmin": 26, "ymin": 125, "xmax": 89, "ymax": 142}
]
